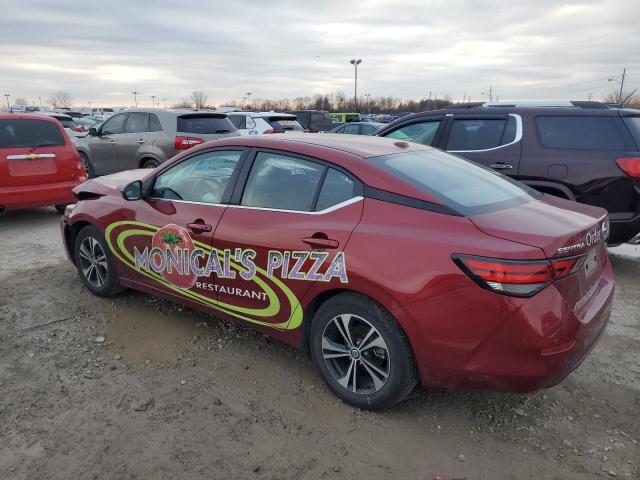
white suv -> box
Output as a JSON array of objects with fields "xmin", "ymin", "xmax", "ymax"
[{"xmin": 226, "ymin": 112, "xmax": 305, "ymax": 135}]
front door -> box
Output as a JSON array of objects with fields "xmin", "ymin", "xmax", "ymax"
[
  {"xmin": 211, "ymin": 150, "xmax": 363, "ymax": 331},
  {"xmin": 104, "ymin": 148, "xmax": 247, "ymax": 311},
  {"xmin": 90, "ymin": 113, "xmax": 127, "ymax": 174}
]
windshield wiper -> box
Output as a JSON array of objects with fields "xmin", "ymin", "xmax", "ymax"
[{"xmin": 30, "ymin": 142, "xmax": 56, "ymax": 152}]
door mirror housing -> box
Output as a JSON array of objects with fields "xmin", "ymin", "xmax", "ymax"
[
  {"xmin": 88, "ymin": 126, "xmax": 99, "ymax": 136},
  {"xmin": 122, "ymin": 180, "xmax": 143, "ymax": 201}
]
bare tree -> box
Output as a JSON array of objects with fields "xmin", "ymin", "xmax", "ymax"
[
  {"xmin": 48, "ymin": 91, "xmax": 73, "ymax": 108},
  {"xmin": 191, "ymin": 91, "xmax": 208, "ymax": 110},
  {"xmin": 14, "ymin": 97, "xmax": 28, "ymax": 106},
  {"xmin": 173, "ymin": 98, "xmax": 193, "ymax": 108}
]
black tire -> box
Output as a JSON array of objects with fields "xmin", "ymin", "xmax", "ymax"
[
  {"xmin": 80, "ymin": 152, "xmax": 95, "ymax": 178},
  {"xmin": 310, "ymin": 292, "xmax": 418, "ymax": 410},
  {"xmin": 54, "ymin": 204, "xmax": 67, "ymax": 214},
  {"xmin": 74, "ymin": 225, "xmax": 125, "ymax": 297},
  {"xmin": 142, "ymin": 158, "xmax": 160, "ymax": 169}
]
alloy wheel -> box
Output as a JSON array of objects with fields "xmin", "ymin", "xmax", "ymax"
[
  {"xmin": 78, "ymin": 237, "xmax": 108, "ymax": 288},
  {"xmin": 321, "ymin": 314, "xmax": 390, "ymax": 394}
]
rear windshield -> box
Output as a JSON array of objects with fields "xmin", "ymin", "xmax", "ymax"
[
  {"xmin": 55, "ymin": 117, "xmax": 77, "ymax": 128},
  {"xmin": 371, "ymin": 150, "xmax": 539, "ymax": 216},
  {"xmin": 536, "ymin": 116, "xmax": 636, "ymax": 150},
  {"xmin": 623, "ymin": 117, "xmax": 640, "ymax": 148},
  {"xmin": 268, "ymin": 117, "xmax": 304, "ymax": 131},
  {"xmin": 0, "ymin": 119, "xmax": 65, "ymax": 148},
  {"xmin": 177, "ymin": 115, "xmax": 236, "ymax": 134}
]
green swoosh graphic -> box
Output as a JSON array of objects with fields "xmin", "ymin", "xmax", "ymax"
[{"xmin": 104, "ymin": 220, "xmax": 302, "ymax": 330}]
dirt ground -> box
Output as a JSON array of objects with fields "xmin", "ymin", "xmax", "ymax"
[{"xmin": 1, "ymin": 208, "xmax": 639, "ymax": 480}]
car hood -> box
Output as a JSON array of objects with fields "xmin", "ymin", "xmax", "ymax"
[
  {"xmin": 73, "ymin": 169, "xmax": 152, "ymax": 198},
  {"xmin": 469, "ymin": 194, "xmax": 609, "ymax": 258}
]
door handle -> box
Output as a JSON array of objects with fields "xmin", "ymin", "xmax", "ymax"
[
  {"xmin": 109, "ymin": 140, "xmax": 116, "ymax": 144},
  {"xmin": 302, "ymin": 236, "xmax": 339, "ymax": 249},
  {"xmin": 137, "ymin": 139, "xmax": 146, "ymax": 144},
  {"xmin": 490, "ymin": 163, "xmax": 513, "ymax": 170},
  {"xmin": 187, "ymin": 222, "xmax": 212, "ymax": 233}
]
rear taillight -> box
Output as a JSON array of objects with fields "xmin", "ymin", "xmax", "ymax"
[
  {"xmin": 71, "ymin": 126, "xmax": 84, "ymax": 132},
  {"xmin": 453, "ymin": 255, "xmax": 581, "ymax": 297},
  {"xmin": 175, "ymin": 136, "xmax": 205, "ymax": 150},
  {"xmin": 263, "ymin": 129, "xmax": 285, "ymax": 134},
  {"xmin": 616, "ymin": 157, "xmax": 640, "ymax": 178}
]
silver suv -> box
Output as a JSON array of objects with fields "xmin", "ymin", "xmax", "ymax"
[{"xmin": 76, "ymin": 109, "xmax": 240, "ymax": 176}]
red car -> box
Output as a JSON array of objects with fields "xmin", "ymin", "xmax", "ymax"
[
  {"xmin": 60, "ymin": 135, "xmax": 613, "ymax": 410},
  {"xmin": 0, "ymin": 113, "xmax": 87, "ymax": 213}
]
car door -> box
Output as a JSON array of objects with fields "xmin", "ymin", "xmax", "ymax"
[
  {"xmin": 111, "ymin": 148, "xmax": 248, "ymax": 309},
  {"xmin": 442, "ymin": 114, "xmax": 522, "ymax": 175},
  {"xmin": 89, "ymin": 113, "xmax": 127, "ymax": 174},
  {"xmin": 118, "ymin": 113, "xmax": 150, "ymax": 171},
  {"xmin": 211, "ymin": 150, "xmax": 364, "ymax": 331}
]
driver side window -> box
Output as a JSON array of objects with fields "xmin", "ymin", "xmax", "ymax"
[
  {"xmin": 101, "ymin": 114, "xmax": 127, "ymax": 135},
  {"xmin": 152, "ymin": 150, "xmax": 243, "ymax": 204}
]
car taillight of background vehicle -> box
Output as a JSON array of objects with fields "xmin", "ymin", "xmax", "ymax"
[
  {"xmin": 175, "ymin": 136, "xmax": 205, "ymax": 150},
  {"xmin": 263, "ymin": 129, "xmax": 286, "ymax": 134},
  {"xmin": 453, "ymin": 255, "xmax": 582, "ymax": 297},
  {"xmin": 71, "ymin": 126, "xmax": 85, "ymax": 132},
  {"xmin": 616, "ymin": 157, "xmax": 640, "ymax": 178}
]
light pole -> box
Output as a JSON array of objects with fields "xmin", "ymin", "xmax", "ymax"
[
  {"xmin": 4, "ymin": 94, "xmax": 10, "ymax": 108},
  {"xmin": 162, "ymin": 97, "xmax": 167, "ymax": 109},
  {"xmin": 350, "ymin": 59, "xmax": 362, "ymax": 112},
  {"xmin": 151, "ymin": 95, "xmax": 156, "ymax": 108},
  {"xmin": 481, "ymin": 86, "xmax": 493, "ymax": 103},
  {"xmin": 608, "ymin": 69, "xmax": 626, "ymax": 104},
  {"xmin": 364, "ymin": 93, "xmax": 371, "ymax": 114},
  {"xmin": 131, "ymin": 90, "xmax": 140, "ymax": 108},
  {"xmin": 246, "ymin": 92, "xmax": 252, "ymax": 108},
  {"xmin": 38, "ymin": 96, "xmax": 42, "ymax": 106}
]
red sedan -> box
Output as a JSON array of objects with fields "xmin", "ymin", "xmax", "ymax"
[
  {"xmin": 1, "ymin": 113, "xmax": 86, "ymax": 213},
  {"xmin": 60, "ymin": 135, "xmax": 613, "ymax": 410}
]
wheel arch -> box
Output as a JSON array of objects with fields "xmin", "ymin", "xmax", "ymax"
[
  {"xmin": 65, "ymin": 220, "xmax": 95, "ymax": 266},
  {"xmin": 521, "ymin": 180, "xmax": 576, "ymax": 201}
]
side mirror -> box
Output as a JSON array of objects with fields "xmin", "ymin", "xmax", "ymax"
[
  {"xmin": 88, "ymin": 127, "xmax": 98, "ymax": 136},
  {"xmin": 122, "ymin": 180, "xmax": 142, "ymax": 201}
]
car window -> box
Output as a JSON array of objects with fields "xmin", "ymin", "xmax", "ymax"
[
  {"xmin": 362, "ymin": 125, "xmax": 378, "ymax": 135},
  {"xmin": 623, "ymin": 117, "xmax": 640, "ymax": 147},
  {"xmin": 149, "ymin": 114, "xmax": 163, "ymax": 132},
  {"xmin": 385, "ymin": 120, "xmax": 441, "ymax": 145},
  {"xmin": 124, "ymin": 113, "xmax": 149, "ymax": 133},
  {"xmin": 152, "ymin": 150, "xmax": 243, "ymax": 204},
  {"xmin": 268, "ymin": 117, "xmax": 304, "ymax": 131},
  {"xmin": 315, "ymin": 169, "xmax": 355, "ymax": 211},
  {"xmin": 101, "ymin": 114, "xmax": 127, "ymax": 135},
  {"xmin": 56, "ymin": 117, "xmax": 77, "ymax": 128},
  {"xmin": 343, "ymin": 124, "xmax": 360, "ymax": 134},
  {"xmin": 228, "ymin": 115, "xmax": 246, "ymax": 129},
  {"xmin": 241, "ymin": 152, "xmax": 325, "ymax": 212},
  {"xmin": 537, "ymin": 116, "xmax": 636, "ymax": 150},
  {"xmin": 0, "ymin": 119, "xmax": 65, "ymax": 147},
  {"xmin": 177, "ymin": 115, "xmax": 235, "ymax": 134},
  {"xmin": 371, "ymin": 149, "xmax": 539, "ymax": 216},
  {"xmin": 446, "ymin": 118, "xmax": 515, "ymax": 151}
]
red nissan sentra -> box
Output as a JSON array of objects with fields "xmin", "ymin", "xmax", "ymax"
[{"xmin": 60, "ymin": 134, "xmax": 613, "ymax": 410}]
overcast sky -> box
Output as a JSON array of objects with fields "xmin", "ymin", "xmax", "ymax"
[{"xmin": 1, "ymin": 0, "xmax": 638, "ymax": 107}]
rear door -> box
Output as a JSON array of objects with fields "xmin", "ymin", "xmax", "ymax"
[
  {"xmin": 0, "ymin": 117, "xmax": 73, "ymax": 189},
  {"xmin": 442, "ymin": 114, "xmax": 522, "ymax": 174},
  {"xmin": 211, "ymin": 149, "xmax": 363, "ymax": 330}
]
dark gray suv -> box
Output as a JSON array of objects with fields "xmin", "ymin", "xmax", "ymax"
[
  {"xmin": 76, "ymin": 109, "xmax": 239, "ymax": 176},
  {"xmin": 377, "ymin": 103, "xmax": 640, "ymax": 244}
]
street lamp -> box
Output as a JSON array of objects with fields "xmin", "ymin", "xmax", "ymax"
[
  {"xmin": 131, "ymin": 90, "xmax": 140, "ymax": 108},
  {"xmin": 364, "ymin": 93, "xmax": 371, "ymax": 114},
  {"xmin": 4, "ymin": 94, "xmax": 10, "ymax": 108},
  {"xmin": 349, "ymin": 59, "xmax": 362, "ymax": 112},
  {"xmin": 246, "ymin": 92, "xmax": 252, "ymax": 108},
  {"xmin": 162, "ymin": 97, "xmax": 167, "ymax": 109},
  {"xmin": 151, "ymin": 95, "xmax": 156, "ymax": 108},
  {"xmin": 608, "ymin": 69, "xmax": 626, "ymax": 104}
]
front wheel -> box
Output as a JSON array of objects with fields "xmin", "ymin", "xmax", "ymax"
[
  {"xmin": 310, "ymin": 292, "xmax": 418, "ymax": 410},
  {"xmin": 74, "ymin": 225, "xmax": 125, "ymax": 297}
]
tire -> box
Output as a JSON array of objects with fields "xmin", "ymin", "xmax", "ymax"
[
  {"xmin": 142, "ymin": 158, "xmax": 159, "ymax": 169},
  {"xmin": 80, "ymin": 152, "xmax": 95, "ymax": 178},
  {"xmin": 309, "ymin": 292, "xmax": 418, "ymax": 410},
  {"xmin": 74, "ymin": 225, "xmax": 125, "ymax": 297},
  {"xmin": 54, "ymin": 204, "xmax": 67, "ymax": 214}
]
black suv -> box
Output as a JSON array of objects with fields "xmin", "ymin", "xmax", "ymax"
[{"xmin": 377, "ymin": 103, "xmax": 640, "ymax": 244}]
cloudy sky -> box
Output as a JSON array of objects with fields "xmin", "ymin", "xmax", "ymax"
[{"xmin": 1, "ymin": 0, "xmax": 638, "ymax": 107}]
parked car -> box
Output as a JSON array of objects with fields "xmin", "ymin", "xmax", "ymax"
[
  {"xmin": 327, "ymin": 121, "xmax": 385, "ymax": 135},
  {"xmin": 330, "ymin": 112, "xmax": 361, "ymax": 124},
  {"xmin": 285, "ymin": 110, "xmax": 333, "ymax": 132},
  {"xmin": 377, "ymin": 103, "xmax": 640, "ymax": 244},
  {"xmin": 61, "ymin": 134, "xmax": 612, "ymax": 410},
  {"xmin": 226, "ymin": 112, "xmax": 305, "ymax": 135},
  {"xmin": 40, "ymin": 112, "xmax": 87, "ymax": 138},
  {"xmin": 0, "ymin": 112, "xmax": 86, "ymax": 213},
  {"xmin": 75, "ymin": 109, "xmax": 240, "ymax": 177}
]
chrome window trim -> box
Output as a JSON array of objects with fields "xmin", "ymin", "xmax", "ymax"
[{"xmin": 447, "ymin": 114, "xmax": 523, "ymax": 153}]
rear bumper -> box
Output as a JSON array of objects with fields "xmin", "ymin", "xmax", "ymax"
[
  {"xmin": 0, "ymin": 180, "xmax": 79, "ymax": 211},
  {"xmin": 394, "ymin": 258, "xmax": 614, "ymax": 393}
]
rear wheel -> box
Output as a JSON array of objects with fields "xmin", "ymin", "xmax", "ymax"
[
  {"xmin": 54, "ymin": 204, "xmax": 67, "ymax": 214},
  {"xmin": 310, "ymin": 292, "xmax": 418, "ymax": 410},
  {"xmin": 74, "ymin": 225, "xmax": 125, "ymax": 297},
  {"xmin": 142, "ymin": 158, "xmax": 159, "ymax": 169}
]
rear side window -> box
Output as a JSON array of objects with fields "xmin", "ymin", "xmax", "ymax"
[
  {"xmin": 124, "ymin": 113, "xmax": 149, "ymax": 133},
  {"xmin": 228, "ymin": 115, "xmax": 246, "ymax": 129},
  {"xmin": 315, "ymin": 169, "xmax": 355, "ymax": 211},
  {"xmin": 385, "ymin": 120, "xmax": 441, "ymax": 145},
  {"xmin": 343, "ymin": 124, "xmax": 360, "ymax": 134},
  {"xmin": 268, "ymin": 117, "xmax": 304, "ymax": 131},
  {"xmin": 177, "ymin": 115, "xmax": 235, "ymax": 134},
  {"xmin": 622, "ymin": 117, "xmax": 640, "ymax": 148},
  {"xmin": 446, "ymin": 117, "xmax": 517, "ymax": 151},
  {"xmin": 241, "ymin": 152, "xmax": 324, "ymax": 211},
  {"xmin": 536, "ymin": 116, "xmax": 635, "ymax": 150},
  {"xmin": 371, "ymin": 150, "xmax": 538, "ymax": 216},
  {"xmin": 0, "ymin": 119, "xmax": 65, "ymax": 148},
  {"xmin": 150, "ymin": 114, "xmax": 163, "ymax": 132}
]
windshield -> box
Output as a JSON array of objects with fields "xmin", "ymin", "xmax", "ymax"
[
  {"xmin": 268, "ymin": 117, "xmax": 304, "ymax": 131},
  {"xmin": 371, "ymin": 149, "xmax": 540, "ymax": 215}
]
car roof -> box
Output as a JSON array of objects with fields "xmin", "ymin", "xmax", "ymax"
[
  {"xmin": 228, "ymin": 111, "xmax": 297, "ymax": 118},
  {"xmin": 396, "ymin": 106, "xmax": 629, "ymax": 120},
  {"xmin": 38, "ymin": 112, "xmax": 73, "ymax": 120}
]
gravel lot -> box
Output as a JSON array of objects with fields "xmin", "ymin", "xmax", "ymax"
[{"xmin": 1, "ymin": 208, "xmax": 639, "ymax": 480}]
